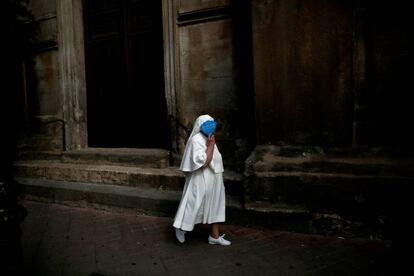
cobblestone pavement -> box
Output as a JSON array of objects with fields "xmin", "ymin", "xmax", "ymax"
[{"xmin": 18, "ymin": 200, "xmax": 391, "ymax": 276}]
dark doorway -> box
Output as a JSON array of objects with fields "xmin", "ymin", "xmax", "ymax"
[{"xmin": 83, "ymin": 0, "xmax": 167, "ymax": 148}]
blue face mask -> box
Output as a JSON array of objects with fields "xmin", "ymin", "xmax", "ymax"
[{"xmin": 200, "ymin": 120, "xmax": 217, "ymax": 137}]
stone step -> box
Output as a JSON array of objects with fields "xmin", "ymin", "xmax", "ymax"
[
  {"xmin": 241, "ymin": 201, "xmax": 312, "ymax": 233},
  {"xmin": 16, "ymin": 150, "xmax": 63, "ymax": 161},
  {"xmin": 245, "ymin": 171, "xmax": 412, "ymax": 221},
  {"xmin": 244, "ymin": 144, "xmax": 414, "ymax": 236},
  {"xmin": 16, "ymin": 177, "xmax": 182, "ymax": 217},
  {"xmin": 62, "ymin": 148, "xmax": 170, "ymax": 168},
  {"xmin": 15, "ymin": 177, "xmax": 246, "ymax": 219},
  {"xmin": 250, "ymin": 156, "xmax": 414, "ymax": 176},
  {"xmin": 14, "ymin": 160, "xmax": 183, "ymax": 190},
  {"xmin": 13, "ymin": 160, "xmax": 243, "ymax": 196},
  {"xmin": 248, "ymin": 145, "xmax": 414, "ymax": 177},
  {"xmin": 240, "ymin": 200, "xmax": 384, "ymax": 237},
  {"xmin": 15, "ymin": 177, "xmax": 314, "ymax": 233},
  {"xmin": 258, "ymin": 145, "xmax": 414, "ymax": 158}
]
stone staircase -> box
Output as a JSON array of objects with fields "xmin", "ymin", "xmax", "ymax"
[
  {"xmin": 13, "ymin": 146, "xmax": 413, "ymax": 238},
  {"xmin": 243, "ymin": 145, "xmax": 414, "ymax": 238},
  {"xmin": 13, "ymin": 148, "xmax": 244, "ymax": 221}
]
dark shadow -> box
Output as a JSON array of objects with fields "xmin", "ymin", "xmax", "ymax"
[
  {"xmin": 0, "ymin": 0, "xmax": 36, "ymax": 274},
  {"xmin": 229, "ymin": 0, "xmax": 256, "ymax": 172}
]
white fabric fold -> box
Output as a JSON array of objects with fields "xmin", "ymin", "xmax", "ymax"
[{"xmin": 173, "ymin": 114, "xmax": 226, "ymax": 231}]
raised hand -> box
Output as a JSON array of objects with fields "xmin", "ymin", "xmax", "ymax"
[
  {"xmin": 203, "ymin": 135, "xmax": 215, "ymax": 167},
  {"xmin": 207, "ymin": 135, "xmax": 216, "ymax": 148}
]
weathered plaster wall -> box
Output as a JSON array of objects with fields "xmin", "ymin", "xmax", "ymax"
[
  {"xmin": 178, "ymin": 20, "xmax": 235, "ymax": 118},
  {"xmin": 21, "ymin": 0, "xmax": 88, "ymax": 153},
  {"xmin": 32, "ymin": 51, "xmax": 60, "ymax": 116},
  {"xmin": 21, "ymin": 0, "xmax": 63, "ymax": 152},
  {"xmin": 177, "ymin": 19, "xmax": 237, "ymax": 160}
]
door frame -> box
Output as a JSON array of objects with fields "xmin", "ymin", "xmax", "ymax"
[{"xmin": 57, "ymin": 0, "xmax": 177, "ymax": 150}]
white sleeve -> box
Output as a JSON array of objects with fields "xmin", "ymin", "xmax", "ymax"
[
  {"xmin": 191, "ymin": 139, "xmax": 207, "ymax": 168},
  {"xmin": 179, "ymin": 135, "xmax": 207, "ymax": 172}
]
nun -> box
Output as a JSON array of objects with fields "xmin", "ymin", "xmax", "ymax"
[{"xmin": 173, "ymin": 115, "xmax": 231, "ymax": 246}]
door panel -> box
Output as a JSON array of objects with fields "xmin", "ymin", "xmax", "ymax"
[{"xmin": 84, "ymin": 0, "xmax": 167, "ymax": 148}]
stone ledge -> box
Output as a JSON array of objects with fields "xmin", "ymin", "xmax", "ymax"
[
  {"xmin": 16, "ymin": 177, "xmax": 388, "ymax": 238},
  {"xmin": 13, "ymin": 160, "xmax": 243, "ymax": 196},
  {"xmin": 16, "ymin": 177, "xmax": 243, "ymax": 218},
  {"xmin": 62, "ymin": 148, "xmax": 170, "ymax": 168},
  {"xmin": 246, "ymin": 145, "xmax": 414, "ymax": 176}
]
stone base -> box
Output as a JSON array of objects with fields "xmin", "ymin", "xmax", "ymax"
[{"xmin": 243, "ymin": 145, "xmax": 414, "ymax": 239}]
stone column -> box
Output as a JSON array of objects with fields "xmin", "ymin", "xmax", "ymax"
[{"xmin": 57, "ymin": 0, "xmax": 87, "ymax": 150}]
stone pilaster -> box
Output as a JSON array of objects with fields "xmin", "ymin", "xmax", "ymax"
[{"xmin": 57, "ymin": 0, "xmax": 87, "ymax": 150}]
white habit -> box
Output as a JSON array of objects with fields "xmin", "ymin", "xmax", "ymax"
[{"xmin": 173, "ymin": 115, "xmax": 226, "ymax": 231}]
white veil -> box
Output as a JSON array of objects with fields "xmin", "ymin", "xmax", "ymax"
[{"xmin": 179, "ymin": 115, "xmax": 224, "ymax": 173}]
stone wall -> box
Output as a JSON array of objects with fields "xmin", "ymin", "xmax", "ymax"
[
  {"xmin": 20, "ymin": 0, "xmax": 88, "ymax": 154},
  {"xmin": 20, "ymin": 0, "xmax": 64, "ymax": 153}
]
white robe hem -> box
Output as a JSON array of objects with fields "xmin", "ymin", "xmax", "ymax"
[{"xmin": 173, "ymin": 216, "xmax": 226, "ymax": 232}]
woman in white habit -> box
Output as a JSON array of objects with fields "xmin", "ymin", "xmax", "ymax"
[{"xmin": 173, "ymin": 115, "xmax": 231, "ymax": 246}]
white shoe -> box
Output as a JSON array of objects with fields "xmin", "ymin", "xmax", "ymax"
[
  {"xmin": 208, "ymin": 234, "xmax": 231, "ymax": 246},
  {"xmin": 175, "ymin": 228, "xmax": 186, "ymax": 243}
]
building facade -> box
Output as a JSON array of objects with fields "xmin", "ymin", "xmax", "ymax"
[{"xmin": 13, "ymin": 0, "xmax": 413, "ymax": 237}]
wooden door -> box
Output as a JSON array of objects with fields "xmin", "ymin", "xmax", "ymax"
[{"xmin": 84, "ymin": 0, "xmax": 167, "ymax": 148}]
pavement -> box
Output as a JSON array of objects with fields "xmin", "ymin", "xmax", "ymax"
[{"xmin": 16, "ymin": 200, "xmax": 393, "ymax": 276}]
